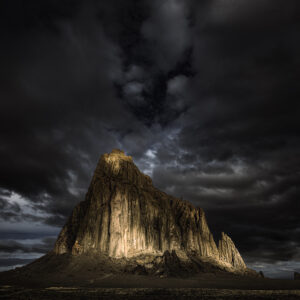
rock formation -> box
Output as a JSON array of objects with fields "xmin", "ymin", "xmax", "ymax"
[
  {"xmin": 54, "ymin": 149, "xmax": 248, "ymax": 274},
  {"xmin": 218, "ymin": 232, "xmax": 246, "ymax": 269}
]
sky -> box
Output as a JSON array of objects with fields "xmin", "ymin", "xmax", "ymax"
[{"xmin": 0, "ymin": 0, "xmax": 299, "ymax": 279}]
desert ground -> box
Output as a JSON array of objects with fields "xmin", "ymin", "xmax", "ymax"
[
  {"xmin": 0, "ymin": 253, "xmax": 299, "ymax": 299},
  {"xmin": 0, "ymin": 285, "xmax": 300, "ymax": 300},
  {"xmin": 1, "ymin": 272, "xmax": 300, "ymax": 299}
]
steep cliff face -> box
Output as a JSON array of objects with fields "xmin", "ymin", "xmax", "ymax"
[
  {"xmin": 218, "ymin": 232, "xmax": 246, "ymax": 269},
  {"xmin": 54, "ymin": 149, "xmax": 246, "ymax": 271}
]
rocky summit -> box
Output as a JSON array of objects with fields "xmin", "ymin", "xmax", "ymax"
[{"xmin": 51, "ymin": 149, "xmax": 254, "ymax": 277}]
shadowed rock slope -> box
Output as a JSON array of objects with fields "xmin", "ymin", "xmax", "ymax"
[{"xmin": 51, "ymin": 149, "xmax": 255, "ymax": 277}]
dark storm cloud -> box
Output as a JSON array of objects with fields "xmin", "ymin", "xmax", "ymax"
[
  {"xmin": 0, "ymin": 237, "xmax": 55, "ymax": 254},
  {"xmin": 0, "ymin": 197, "xmax": 21, "ymax": 213},
  {"xmin": 0, "ymin": 236, "xmax": 56, "ymax": 271},
  {"xmin": 176, "ymin": 0, "xmax": 300, "ymax": 270},
  {"xmin": 141, "ymin": 0, "xmax": 191, "ymax": 72},
  {"xmin": 150, "ymin": 0, "xmax": 300, "ymax": 273},
  {"xmin": 0, "ymin": 0, "xmax": 145, "ymax": 218},
  {"xmin": 0, "ymin": 0, "xmax": 299, "ymax": 277}
]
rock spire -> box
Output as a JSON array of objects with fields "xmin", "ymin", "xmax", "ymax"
[{"xmin": 54, "ymin": 149, "xmax": 247, "ymax": 271}]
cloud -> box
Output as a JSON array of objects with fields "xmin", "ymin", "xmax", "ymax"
[
  {"xmin": 246, "ymin": 260, "xmax": 300, "ymax": 279},
  {"xmin": 123, "ymin": 81, "xmax": 145, "ymax": 105},
  {"xmin": 0, "ymin": 237, "xmax": 56, "ymax": 254},
  {"xmin": 0, "ymin": 236, "xmax": 56, "ymax": 271},
  {"xmin": 141, "ymin": 0, "xmax": 191, "ymax": 71}
]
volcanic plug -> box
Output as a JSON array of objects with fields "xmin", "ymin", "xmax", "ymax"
[{"xmin": 54, "ymin": 149, "xmax": 248, "ymax": 273}]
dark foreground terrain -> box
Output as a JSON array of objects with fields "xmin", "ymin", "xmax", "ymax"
[
  {"xmin": 1, "ymin": 273, "xmax": 300, "ymax": 299},
  {"xmin": 0, "ymin": 285, "xmax": 300, "ymax": 300},
  {"xmin": 0, "ymin": 253, "xmax": 299, "ymax": 299}
]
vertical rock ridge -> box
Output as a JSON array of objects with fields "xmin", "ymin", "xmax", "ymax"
[{"xmin": 218, "ymin": 232, "xmax": 246, "ymax": 269}]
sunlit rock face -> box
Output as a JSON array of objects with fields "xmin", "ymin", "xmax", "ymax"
[
  {"xmin": 218, "ymin": 232, "xmax": 246, "ymax": 269},
  {"xmin": 54, "ymin": 149, "xmax": 246, "ymax": 270}
]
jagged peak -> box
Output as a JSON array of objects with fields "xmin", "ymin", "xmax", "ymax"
[
  {"xmin": 106, "ymin": 149, "xmax": 133, "ymax": 162},
  {"xmin": 111, "ymin": 149, "xmax": 124, "ymax": 154},
  {"xmin": 218, "ymin": 232, "xmax": 246, "ymax": 269},
  {"xmin": 93, "ymin": 149, "xmax": 152, "ymax": 188},
  {"xmin": 219, "ymin": 232, "xmax": 236, "ymax": 249},
  {"xmin": 220, "ymin": 232, "xmax": 230, "ymax": 240}
]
